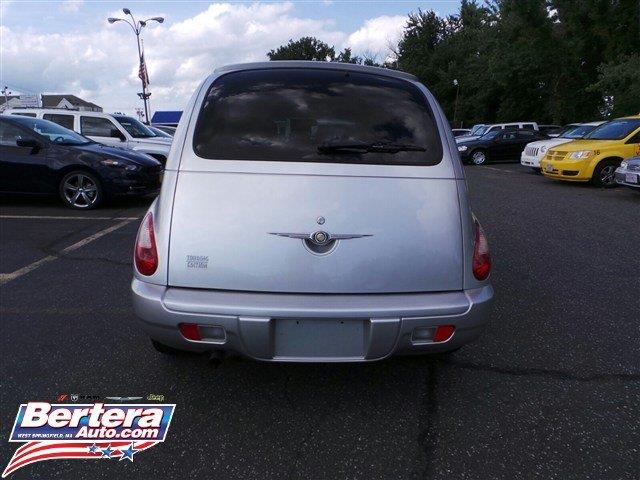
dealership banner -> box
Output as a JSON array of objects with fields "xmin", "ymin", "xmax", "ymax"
[{"xmin": 3, "ymin": 402, "xmax": 175, "ymax": 477}]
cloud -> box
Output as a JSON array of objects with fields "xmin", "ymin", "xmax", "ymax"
[
  {"xmin": 60, "ymin": 0, "xmax": 84, "ymax": 13},
  {"xmin": 344, "ymin": 15, "xmax": 406, "ymax": 60},
  {"xmin": 1, "ymin": 2, "xmax": 405, "ymax": 115}
]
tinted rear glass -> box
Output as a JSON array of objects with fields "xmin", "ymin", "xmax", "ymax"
[{"xmin": 193, "ymin": 69, "xmax": 442, "ymax": 166}]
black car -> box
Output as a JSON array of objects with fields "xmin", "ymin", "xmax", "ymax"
[
  {"xmin": 457, "ymin": 128, "xmax": 547, "ymax": 165},
  {"xmin": 0, "ymin": 116, "xmax": 163, "ymax": 209}
]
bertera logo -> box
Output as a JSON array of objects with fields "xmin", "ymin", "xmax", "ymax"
[{"xmin": 3, "ymin": 402, "xmax": 175, "ymax": 477}]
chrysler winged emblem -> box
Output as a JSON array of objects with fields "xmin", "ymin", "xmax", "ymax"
[{"xmin": 269, "ymin": 228, "xmax": 372, "ymax": 255}]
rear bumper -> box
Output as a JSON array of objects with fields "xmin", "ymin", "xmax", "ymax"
[{"xmin": 132, "ymin": 279, "xmax": 494, "ymax": 362}]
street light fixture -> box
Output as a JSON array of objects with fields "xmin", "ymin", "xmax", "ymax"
[{"xmin": 107, "ymin": 8, "xmax": 164, "ymax": 123}]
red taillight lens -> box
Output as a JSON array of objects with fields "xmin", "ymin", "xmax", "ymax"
[
  {"xmin": 472, "ymin": 218, "xmax": 491, "ymax": 281},
  {"xmin": 433, "ymin": 325, "xmax": 455, "ymax": 342},
  {"xmin": 134, "ymin": 212, "xmax": 158, "ymax": 276},
  {"xmin": 179, "ymin": 323, "xmax": 202, "ymax": 341}
]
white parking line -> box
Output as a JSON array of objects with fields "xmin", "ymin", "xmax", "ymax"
[
  {"xmin": 0, "ymin": 215, "xmax": 140, "ymax": 220},
  {"xmin": 482, "ymin": 166, "xmax": 516, "ymax": 174},
  {"xmin": 0, "ymin": 218, "xmax": 136, "ymax": 286}
]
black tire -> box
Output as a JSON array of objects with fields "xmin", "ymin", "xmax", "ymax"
[
  {"xmin": 59, "ymin": 170, "xmax": 103, "ymax": 209},
  {"xmin": 591, "ymin": 159, "xmax": 620, "ymax": 188},
  {"xmin": 470, "ymin": 149, "xmax": 487, "ymax": 165},
  {"xmin": 151, "ymin": 339, "xmax": 195, "ymax": 356}
]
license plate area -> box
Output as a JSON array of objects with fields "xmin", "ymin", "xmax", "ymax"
[
  {"xmin": 273, "ymin": 318, "xmax": 366, "ymax": 359},
  {"xmin": 625, "ymin": 173, "xmax": 638, "ymax": 184},
  {"xmin": 545, "ymin": 163, "xmax": 555, "ymax": 173}
]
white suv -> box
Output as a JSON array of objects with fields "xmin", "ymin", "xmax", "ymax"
[
  {"xmin": 520, "ymin": 121, "xmax": 605, "ymax": 171},
  {"xmin": 2, "ymin": 109, "xmax": 172, "ymax": 163},
  {"xmin": 455, "ymin": 122, "xmax": 538, "ymax": 143}
]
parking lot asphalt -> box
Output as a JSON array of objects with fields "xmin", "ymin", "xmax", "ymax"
[{"xmin": 1, "ymin": 164, "xmax": 639, "ymax": 480}]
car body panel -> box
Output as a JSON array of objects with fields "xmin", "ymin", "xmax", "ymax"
[
  {"xmin": 0, "ymin": 116, "xmax": 162, "ymax": 198},
  {"xmin": 2, "ymin": 108, "xmax": 172, "ymax": 160},
  {"xmin": 615, "ymin": 156, "xmax": 640, "ymax": 189},
  {"xmin": 132, "ymin": 61, "xmax": 494, "ymax": 361},
  {"xmin": 540, "ymin": 117, "xmax": 640, "ymax": 182}
]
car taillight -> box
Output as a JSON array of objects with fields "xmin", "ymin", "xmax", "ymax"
[
  {"xmin": 472, "ymin": 218, "xmax": 491, "ymax": 280},
  {"xmin": 135, "ymin": 212, "xmax": 158, "ymax": 276}
]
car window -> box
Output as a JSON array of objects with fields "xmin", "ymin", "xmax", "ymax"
[
  {"xmin": 113, "ymin": 115, "xmax": 155, "ymax": 138},
  {"xmin": 585, "ymin": 119, "xmax": 640, "ymax": 140},
  {"xmin": 11, "ymin": 112, "xmax": 37, "ymax": 117},
  {"xmin": 522, "ymin": 123, "xmax": 535, "ymax": 129},
  {"xmin": 518, "ymin": 130, "xmax": 537, "ymax": 138},
  {"xmin": 43, "ymin": 114, "xmax": 75, "ymax": 130},
  {"xmin": 502, "ymin": 131, "xmax": 517, "ymax": 140},
  {"xmin": 193, "ymin": 69, "xmax": 443, "ymax": 166},
  {"xmin": 0, "ymin": 122, "xmax": 29, "ymax": 146},
  {"xmin": 80, "ymin": 116, "xmax": 120, "ymax": 137},
  {"xmin": 487, "ymin": 126, "xmax": 500, "ymax": 132}
]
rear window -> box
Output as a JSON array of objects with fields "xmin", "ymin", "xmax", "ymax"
[
  {"xmin": 193, "ymin": 69, "xmax": 442, "ymax": 166},
  {"xmin": 43, "ymin": 113, "xmax": 74, "ymax": 130}
]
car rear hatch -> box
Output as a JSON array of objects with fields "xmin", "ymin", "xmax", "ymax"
[{"xmin": 167, "ymin": 66, "xmax": 463, "ymax": 294}]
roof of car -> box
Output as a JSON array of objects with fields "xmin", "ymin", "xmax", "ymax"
[{"xmin": 214, "ymin": 61, "xmax": 419, "ymax": 82}]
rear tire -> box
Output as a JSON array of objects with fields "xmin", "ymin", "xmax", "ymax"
[
  {"xmin": 591, "ymin": 159, "xmax": 620, "ymax": 187},
  {"xmin": 59, "ymin": 170, "xmax": 103, "ymax": 209},
  {"xmin": 471, "ymin": 149, "xmax": 487, "ymax": 165}
]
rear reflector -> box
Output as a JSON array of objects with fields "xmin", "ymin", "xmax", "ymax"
[
  {"xmin": 472, "ymin": 217, "xmax": 491, "ymax": 281},
  {"xmin": 134, "ymin": 212, "xmax": 158, "ymax": 276},
  {"xmin": 179, "ymin": 323, "xmax": 201, "ymax": 341},
  {"xmin": 433, "ymin": 325, "xmax": 455, "ymax": 343}
]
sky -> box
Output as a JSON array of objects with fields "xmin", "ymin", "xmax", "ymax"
[{"xmin": 1, "ymin": 0, "xmax": 462, "ymax": 116}]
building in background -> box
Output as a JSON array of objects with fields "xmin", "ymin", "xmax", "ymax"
[
  {"xmin": 1, "ymin": 93, "xmax": 102, "ymax": 112},
  {"xmin": 41, "ymin": 94, "xmax": 102, "ymax": 112},
  {"xmin": 151, "ymin": 110, "xmax": 182, "ymax": 127}
]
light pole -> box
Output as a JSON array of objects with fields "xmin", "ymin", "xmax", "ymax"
[
  {"xmin": 452, "ymin": 79, "xmax": 460, "ymax": 127},
  {"xmin": 108, "ymin": 9, "xmax": 164, "ymax": 123}
]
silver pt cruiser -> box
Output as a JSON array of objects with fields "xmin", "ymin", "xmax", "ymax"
[{"xmin": 132, "ymin": 61, "xmax": 494, "ymax": 362}]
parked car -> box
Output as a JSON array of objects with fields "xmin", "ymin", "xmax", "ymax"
[
  {"xmin": 148, "ymin": 125, "xmax": 173, "ymax": 138},
  {"xmin": 458, "ymin": 128, "xmax": 547, "ymax": 165},
  {"xmin": 455, "ymin": 122, "xmax": 539, "ymax": 143},
  {"xmin": 151, "ymin": 125, "xmax": 177, "ymax": 136},
  {"xmin": 2, "ymin": 109, "xmax": 172, "ymax": 164},
  {"xmin": 520, "ymin": 122, "xmax": 605, "ymax": 171},
  {"xmin": 0, "ymin": 116, "xmax": 163, "ymax": 209},
  {"xmin": 131, "ymin": 61, "xmax": 494, "ymax": 362},
  {"xmin": 615, "ymin": 156, "xmax": 640, "ymax": 190},
  {"xmin": 540, "ymin": 116, "xmax": 640, "ymax": 187},
  {"xmin": 452, "ymin": 128, "xmax": 471, "ymax": 137},
  {"xmin": 538, "ymin": 124, "xmax": 562, "ymax": 136}
]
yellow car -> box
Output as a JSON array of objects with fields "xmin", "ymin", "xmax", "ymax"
[{"xmin": 540, "ymin": 115, "xmax": 640, "ymax": 187}]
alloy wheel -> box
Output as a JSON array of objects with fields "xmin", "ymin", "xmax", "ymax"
[
  {"xmin": 472, "ymin": 151, "xmax": 486, "ymax": 165},
  {"xmin": 62, "ymin": 173, "xmax": 98, "ymax": 208},
  {"xmin": 600, "ymin": 165, "xmax": 616, "ymax": 186}
]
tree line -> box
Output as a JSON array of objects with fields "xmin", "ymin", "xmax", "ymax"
[{"xmin": 267, "ymin": 0, "xmax": 639, "ymax": 126}]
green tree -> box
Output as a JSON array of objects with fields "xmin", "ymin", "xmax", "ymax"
[
  {"xmin": 268, "ymin": 37, "xmax": 335, "ymax": 61},
  {"xmin": 589, "ymin": 54, "xmax": 640, "ymax": 117}
]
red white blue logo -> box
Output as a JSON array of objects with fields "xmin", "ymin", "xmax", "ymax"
[{"xmin": 3, "ymin": 402, "xmax": 175, "ymax": 477}]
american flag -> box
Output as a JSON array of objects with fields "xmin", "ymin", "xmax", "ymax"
[
  {"xmin": 138, "ymin": 53, "xmax": 150, "ymax": 88},
  {"xmin": 2, "ymin": 440, "xmax": 158, "ymax": 477}
]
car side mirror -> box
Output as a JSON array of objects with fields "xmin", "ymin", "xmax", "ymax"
[
  {"xmin": 111, "ymin": 129, "xmax": 126, "ymax": 141},
  {"xmin": 16, "ymin": 138, "xmax": 42, "ymax": 153}
]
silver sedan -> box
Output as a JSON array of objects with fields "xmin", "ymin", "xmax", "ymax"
[{"xmin": 615, "ymin": 156, "xmax": 640, "ymax": 190}]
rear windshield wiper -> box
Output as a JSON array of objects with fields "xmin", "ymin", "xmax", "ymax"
[{"xmin": 317, "ymin": 141, "xmax": 427, "ymax": 154}]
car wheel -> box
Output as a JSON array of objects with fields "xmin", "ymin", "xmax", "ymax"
[
  {"xmin": 591, "ymin": 159, "xmax": 620, "ymax": 188},
  {"xmin": 471, "ymin": 150, "xmax": 487, "ymax": 165},
  {"xmin": 59, "ymin": 171, "xmax": 103, "ymax": 209}
]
